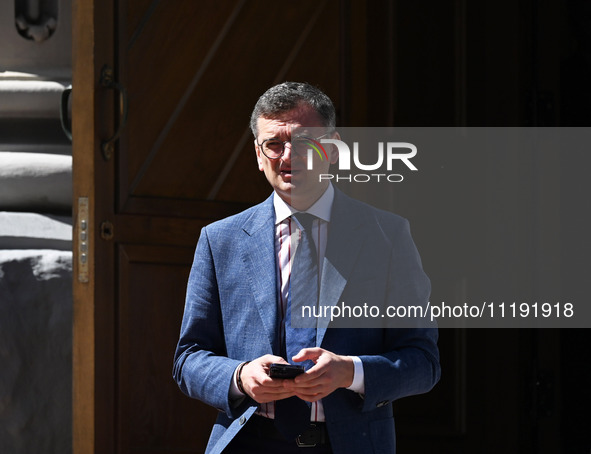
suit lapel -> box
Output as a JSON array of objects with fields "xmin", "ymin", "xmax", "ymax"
[
  {"xmin": 238, "ymin": 191, "xmax": 368, "ymax": 350},
  {"xmin": 240, "ymin": 195, "xmax": 279, "ymax": 353},
  {"xmin": 317, "ymin": 190, "xmax": 366, "ymax": 346}
]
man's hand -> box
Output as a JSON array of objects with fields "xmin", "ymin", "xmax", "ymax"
[
  {"xmin": 240, "ymin": 355, "xmax": 296, "ymax": 403},
  {"xmin": 282, "ymin": 348, "xmax": 355, "ymax": 402}
]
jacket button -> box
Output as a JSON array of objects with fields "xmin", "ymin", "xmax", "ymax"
[{"xmin": 239, "ymin": 415, "xmax": 246, "ymax": 425}]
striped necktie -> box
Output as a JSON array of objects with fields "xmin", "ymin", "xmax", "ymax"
[{"xmin": 275, "ymin": 212, "xmax": 318, "ymax": 440}]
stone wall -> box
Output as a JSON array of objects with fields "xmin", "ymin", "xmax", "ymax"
[
  {"xmin": 0, "ymin": 250, "xmax": 72, "ymax": 453},
  {"xmin": 0, "ymin": 0, "xmax": 73, "ymax": 452}
]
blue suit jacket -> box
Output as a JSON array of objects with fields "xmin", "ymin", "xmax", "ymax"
[{"xmin": 173, "ymin": 188, "xmax": 440, "ymax": 454}]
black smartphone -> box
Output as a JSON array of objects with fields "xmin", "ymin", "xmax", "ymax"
[{"xmin": 269, "ymin": 363, "xmax": 305, "ymax": 379}]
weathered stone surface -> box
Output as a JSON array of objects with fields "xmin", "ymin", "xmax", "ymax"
[
  {"xmin": 0, "ymin": 250, "xmax": 72, "ymax": 453},
  {"xmin": 0, "ymin": 212, "xmax": 72, "ymax": 250},
  {"xmin": 0, "ymin": 0, "xmax": 71, "ymax": 74},
  {"xmin": 0, "ymin": 152, "xmax": 72, "ymax": 211},
  {"xmin": 0, "ymin": 79, "xmax": 68, "ymax": 119},
  {"xmin": 0, "ymin": 143, "xmax": 71, "ymax": 156},
  {"xmin": 0, "ymin": 74, "xmax": 73, "ymax": 151}
]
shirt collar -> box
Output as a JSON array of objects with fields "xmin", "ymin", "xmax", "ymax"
[{"xmin": 273, "ymin": 184, "xmax": 334, "ymax": 225}]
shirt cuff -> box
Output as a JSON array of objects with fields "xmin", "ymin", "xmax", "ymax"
[
  {"xmin": 229, "ymin": 363, "xmax": 246, "ymax": 401},
  {"xmin": 346, "ymin": 356, "xmax": 365, "ymax": 394}
]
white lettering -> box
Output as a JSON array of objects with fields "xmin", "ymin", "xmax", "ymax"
[
  {"xmin": 352, "ymin": 142, "xmax": 384, "ymax": 171},
  {"xmin": 387, "ymin": 142, "xmax": 418, "ymax": 171}
]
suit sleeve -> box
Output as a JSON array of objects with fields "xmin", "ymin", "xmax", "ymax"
[
  {"xmin": 172, "ymin": 227, "xmax": 246, "ymax": 418},
  {"xmin": 359, "ymin": 218, "xmax": 441, "ymax": 412}
]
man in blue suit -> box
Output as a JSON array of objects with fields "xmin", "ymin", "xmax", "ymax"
[{"xmin": 173, "ymin": 82, "xmax": 440, "ymax": 453}]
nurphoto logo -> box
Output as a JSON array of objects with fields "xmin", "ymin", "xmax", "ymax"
[{"xmin": 306, "ymin": 137, "xmax": 418, "ymax": 183}]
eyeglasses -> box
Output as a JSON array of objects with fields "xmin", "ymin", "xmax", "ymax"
[{"xmin": 257, "ymin": 132, "xmax": 332, "ymax": 160}]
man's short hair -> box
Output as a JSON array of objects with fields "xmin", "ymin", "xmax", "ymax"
[{"xmin": 250, "ymin": 82, "xmax": 336, "ymax": 138}]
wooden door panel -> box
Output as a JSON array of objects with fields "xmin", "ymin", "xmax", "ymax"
[
  {"xmin": 123, "ymin": 1, "xmax": 242, "ymax": 193},
  {"xmin": 118, "ymin": 244, "xmax": 216, "ymax": 452},
  {"xmin": 125, "ymin": 0, "xmax": 156, "ymax": 43},
  {"xmin": 119, "ymin": 0, "xmax": 340, "ymax": 210}
]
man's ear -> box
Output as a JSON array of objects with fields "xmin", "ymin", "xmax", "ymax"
[
  {"xmin": 328, "ymin": 131, "xmax": 341, "ymax": 165},
  {"xmin": 255, "ymin": 139, "xmax": 264, "ymax": 171}
]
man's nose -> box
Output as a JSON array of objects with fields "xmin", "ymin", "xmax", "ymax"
[{"xmin": 282, "ymin": 141, "xmax": 293, "ymax": 161}]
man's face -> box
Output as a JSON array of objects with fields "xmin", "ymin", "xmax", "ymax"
[{"xmin": 255, "ymin": 106, "xmax": 338, "ymax": 210}]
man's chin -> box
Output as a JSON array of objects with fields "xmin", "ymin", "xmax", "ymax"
[
  {"xmin": 276, "ymin": 178, "xmax": 295, "ymax": 191},
  {"xmin": 285, "ymin": 170, "xmax": 312, "ymax": 187}
]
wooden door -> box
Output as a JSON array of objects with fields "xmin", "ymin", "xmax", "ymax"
[{"xmin": 72, "ymin": 1, "xmax": 343, "ymax": 453}]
